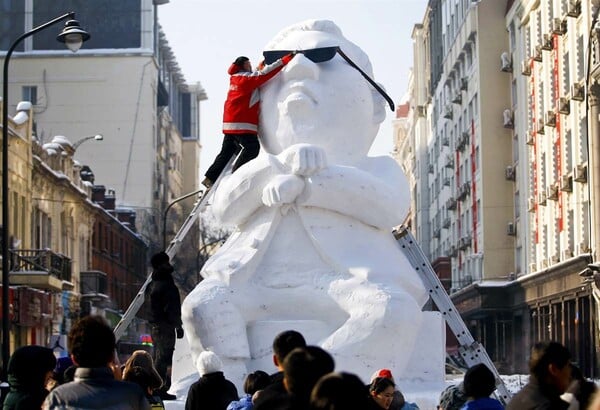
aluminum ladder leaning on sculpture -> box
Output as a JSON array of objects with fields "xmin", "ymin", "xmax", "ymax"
[
  {"xmin": 393, "ymin": 225, "xmax": 512, "ymax": 406},
  {"xmin": 113, "ymin": 157, "xmax": 236, "ymax": 341}
]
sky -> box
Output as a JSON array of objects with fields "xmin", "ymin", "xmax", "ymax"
[{"xmin": 157, "ymin": 0, "xmax": 429, "ymax": 176}]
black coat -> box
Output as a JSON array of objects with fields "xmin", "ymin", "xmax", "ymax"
[
  {"xmin": 146, "ymin": 264, "xmax": 182, "ymax": 326},
  {"xmin": 3, "ymin": 346, "xmax": 56, "ymax": 410},
  {"xmin": 506, "ymin": 375, "xmax": 569, "ymax": 410},
  {"xmin": 185, "ymin": 371, "xmax": 239, "ymax": 410}
]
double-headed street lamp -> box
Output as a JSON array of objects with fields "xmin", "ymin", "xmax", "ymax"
[{"xmin": 1, "ymin": 12, "xmax": 89, "ymax": 386}]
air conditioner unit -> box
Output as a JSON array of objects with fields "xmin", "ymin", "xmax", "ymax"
[
  {"xmin": 538, "ymin": 190, "xmax": 547, "ymax": 206},
  {"xmin": 460, "ymin": 77, "xmax": 469, "ymax": 91},
  {"xmin": 452, "ymin": 93, "xmax": 462, "ymax": 104},
  {"xmin": 533, "ymin": 45, "xmax": 543, "ymax": 62},
  {"xmin": 442, "ymin": 136, "xmax": 450, "ymax": 146},
  {"xmin": 447, "ymin": 197, "xmax": 457, "ymax": 210},
  {"xmin": 505, "ymin": 165, "xmax": 516, "ymax": 181},
  {"xmin": 443, "ymin": 105, "xmax": 453, "ymax": 119},
  {"xmin": 545, "ymin": 111, "xmax": 557, "ymax": 127},
  {"xmin": 557, "ymin": 97, "xmax": 570, "ymax": 115},
  {"xmin": 503, "ymin": 109, "xmax": 514, "ymax": 128},
  {"xmin": 547, "ymin": 184, "xmax": 559, "ymax": 201},
  {"xmin": 542, "ymin": 34, "xmax": 553, "ymax": 51},
  {"xmin": 552, "ymin": 18, "xmax": 567, "ymax": 35},
  {"xmin": 567, "ymin": 0, "xmax": 581, "ymax": 18},
  {"xmin": 579, "ymin": 241, "xmax": 591, "ymax": 254},
  {"xmin": 528, "ymin": 197, "xmax": 536, "ymax": 212},
  {"xmin": 560, "ymin": 174, "xmax": 573, "ymax": 192},
  {"xmin": 416, "ymin": 105, "xmax": 426, "ymax": 117},
  {"xmin": 443, "ymin": 177, "xmax": 451, "ymax": 186},
  {"xmin": 521, "ymin": 60, "xmax": 532, "ymax": 76},
  {"xmin": 500, "ymin": 51, "xmax": 512, "ymax": 72},
  {"xmin": 537, "ymin": 118, "xmax": 545, "ymax": 135},
  {"xmin": 445, "ymin": 155, "xmax": 455, "ymax": 169},
  {"xmin": 526, "ymin": 131, "xmax": 535, "ymax": 146},
  {"xmin": 561, "ymin": 248, "xmax": 573, "ymax": 260},
  {"xmin": 428, "ymin": 163, "xmax": 435, "ymax": 173},
  {"xmin": 507, "ymin": 222, "xmax": 517, "ymax": 236},
  {"xmin": 574, "ymin": 164, "xmax": 587, "ymax": 182},
  {"xmin": 433, "ymin": 228, "xmax": 441, "ymax": 238},
  {"xmin": 571, "ymin": 82, "xmax": 585, "ymax": 101},
  {"xmin": 443, "ymin": 217, "xmax": 451, "ymax": 228}
]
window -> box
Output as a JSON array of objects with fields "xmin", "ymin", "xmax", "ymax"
[{"xmin": 21, "ymin": 86, "xmax": 37, "ymax": 105}]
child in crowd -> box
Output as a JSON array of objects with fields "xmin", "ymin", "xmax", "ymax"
[
  {"xmin": 460, "ymin": 364, "xmax": 503, "ymax": 410},
  {"xmin": 227, "ymin": 370, "xmax": 270, "ymax": 410}
]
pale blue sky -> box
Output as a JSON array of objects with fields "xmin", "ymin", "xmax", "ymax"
[{"xmin": 158, "ymin": 0, "xmax": 428, "ymax": 175}]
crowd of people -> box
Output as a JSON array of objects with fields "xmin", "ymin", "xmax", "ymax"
[{"xmin": 2, "ymin": 320, "xmax": 600, "ymax": 410}]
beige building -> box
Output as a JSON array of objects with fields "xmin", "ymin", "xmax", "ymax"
[
  {"xmin": 1, "ymin": 1, "xmax": 206, "ymax": 253},
  {"xmin": 403, "ymin": 0, "xmax": 597, "ymax": 374}
]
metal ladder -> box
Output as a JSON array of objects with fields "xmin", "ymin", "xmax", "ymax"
[
  {"xmin": 113, "ymin": 158, "xmax": 235, "ymax": 341},
  {"xmin": 393, "ymin": 225, "xmax": 512, "ymax": 405}
]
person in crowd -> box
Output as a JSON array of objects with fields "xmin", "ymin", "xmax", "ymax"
[
  {"xmin": 459, "ymin": 363, "xmax": 503, "ymax": 410},
  {"xmin": 309, "ymin": 371, "xmax": 370, "ymax": 410},
  {"xmin": 123, "ymin": 367, "xmax": 165, "ymax": 410},
  {"xmin": 560, "ymin": 364, "xmax": 597, "ymax": 410},
  {"xmin": 145, "ymin": 251, "xmax": 184, "ymax": 400},
  {"xmin": 369, "ymin": 368, "xmax": 419, "ymax": 410},
  {"xmin": 227, "ymin": 370, "xmax": 270, "ymax": 410},
  {"xmin": 368, "ymin": 377, "xmax": 396, "ymax": 410},
  {"xmin": 185, "ymin": 350, "xmax": 239, "ymax": 410},
  {"xmin": 42, "ymin": 315, "xmax": 149, "ymax": 410},
  {"xmin": 3, "ymin": 345, "xmax": 56, "ymax": 410},
  {"xmin": 201, "ymin": 52, "xmax": 295, "ymax": 189},
  {"xmin": 122, "ymin": 350, "xmax": 165, "ymax": 408},
  {"xmin": 253, "ymin": 330, "xmax": 307, "ymax": 409},
  {"xmin": 506, "ymin": 341, "xmax": 571, "ymax": 410},
  {"xmin": 52, "ymin": 356, "xmax": 74, "ymax": 387},
  {"xmin": 438, "ymin": 384, "xmax": 467, "ymax": 410}
]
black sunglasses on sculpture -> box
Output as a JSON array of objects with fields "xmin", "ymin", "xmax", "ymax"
[{"xmin": 262, "ymin": 47, "xmax": 395, "ymax": 112}]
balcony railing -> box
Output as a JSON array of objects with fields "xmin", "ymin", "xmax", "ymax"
[{"xmin": 9, "ymin": 249, "xmax": 72, "ymax": 282}]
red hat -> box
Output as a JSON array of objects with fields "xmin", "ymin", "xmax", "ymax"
[
  {"xmin": 376, "ymin": 369, "xmax": 393, "ymax": 379},
  {"xmin": 370, "ymin": 368, "xmax": 394, "ymax": 383}
]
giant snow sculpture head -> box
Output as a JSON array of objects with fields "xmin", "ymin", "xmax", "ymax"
[{"xmin": 258, "ymin": 19, "xmax": 388, "ymax": 165}]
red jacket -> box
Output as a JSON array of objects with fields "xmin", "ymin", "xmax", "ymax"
[{"xmin": 222, "ymin": 53, "xmax": 293, "ymax": 135}]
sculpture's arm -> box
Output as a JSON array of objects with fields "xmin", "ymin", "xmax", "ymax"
[
  {"xmin": 212, "ymin": 153, "xmax": 283, "ymax": 226},
  {"xmin": 300, "ymin": 157, "xmax": 409, "ymax": 229}
]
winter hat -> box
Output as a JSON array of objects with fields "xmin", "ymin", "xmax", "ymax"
[
  {"xmin": 7, "ymin": 345, "xmax": 57, "ymax": 388},
  {"xmin": 122, "ymin": 350, "xmax": 163, "ymax": 390},
  {"xmin": 234, "ymin": 56, "xmax": 249, "ymax": 68},
  {"xmin": 370, "ymin": 368, "xmax": 394, "ymax": 383},
  {"xmin": 438, "ymin": 383, "xmax": 467, "ymax": 410},
  {"xmin": 196, "ymin": 350, "xmax": 223, "ymax": 376},
  {"xmin": 150, "ymin": 252, "xmax": 170, "ymax": 269}
]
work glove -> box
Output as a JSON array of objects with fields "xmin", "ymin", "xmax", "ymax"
[{"xmin": 176, "ymin": 326, "xmax": 184, "ymax": 339}]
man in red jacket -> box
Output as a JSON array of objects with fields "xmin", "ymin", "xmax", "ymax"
[{"xmin": 202, "ymin": 52, "xmax": 295, "ymax": 188}]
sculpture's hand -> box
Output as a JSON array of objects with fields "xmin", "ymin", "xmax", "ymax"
[
  {"xmin": 262, "ymin": 174, "xmax": 305, "ymax": 207},
  {"xmin": 277, "ymin": 144, "xmax": 327, "ymax": 176}
]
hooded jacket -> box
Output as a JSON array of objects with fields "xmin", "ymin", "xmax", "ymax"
[
  {"xmin": 222, "ymin": 54, "xmax": 293, "ymax": 135},
  {"xmin": 3, "ymin": 345, "xmax": 56, "ymax": 410},
  {"xmin": 146, "ymin": 263, "xmax": 182, "ymax": 327}
]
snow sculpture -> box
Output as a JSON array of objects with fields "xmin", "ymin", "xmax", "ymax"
[{"xmin": 181, "ymin": 19, "xmax": 444, "ymax": 386}]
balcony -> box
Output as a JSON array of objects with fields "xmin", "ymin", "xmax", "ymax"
[{"xmin": 9, "ymin": 249, "xmax": 72, "ymax": 292}]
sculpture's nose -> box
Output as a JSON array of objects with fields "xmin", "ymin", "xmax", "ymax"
[{"xmin": 282, "ymin": 52, "xmax": 319, "ymax": 82}]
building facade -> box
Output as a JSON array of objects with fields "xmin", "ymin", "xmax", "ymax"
[
  {"xmin": 404, "ymin": 0, "xmax": 598, "ymax": 375},
  {"xmin": 0, "ymin": 0, "xmax": 207, "ymax": 254}
]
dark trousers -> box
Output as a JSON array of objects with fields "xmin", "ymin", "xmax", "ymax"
[
  {"xmin": 204, "ymin": 133, "xmax": 260, "ymax": 183},
  {"xmin": 151, "ymin": 323, "xmax": 176, "ymax": 391}
]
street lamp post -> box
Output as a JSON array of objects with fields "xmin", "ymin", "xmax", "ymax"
[
  {"xmin": 1, "ymin": 12, "xmax": 89, "ymax": 388},
  {"xmin": 162, "ymin": 188, "xmax": 204, "ymax": 249},
  {"xmin": 72, "ymin": 134, "xmax": 103, "ymax": 150}
]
